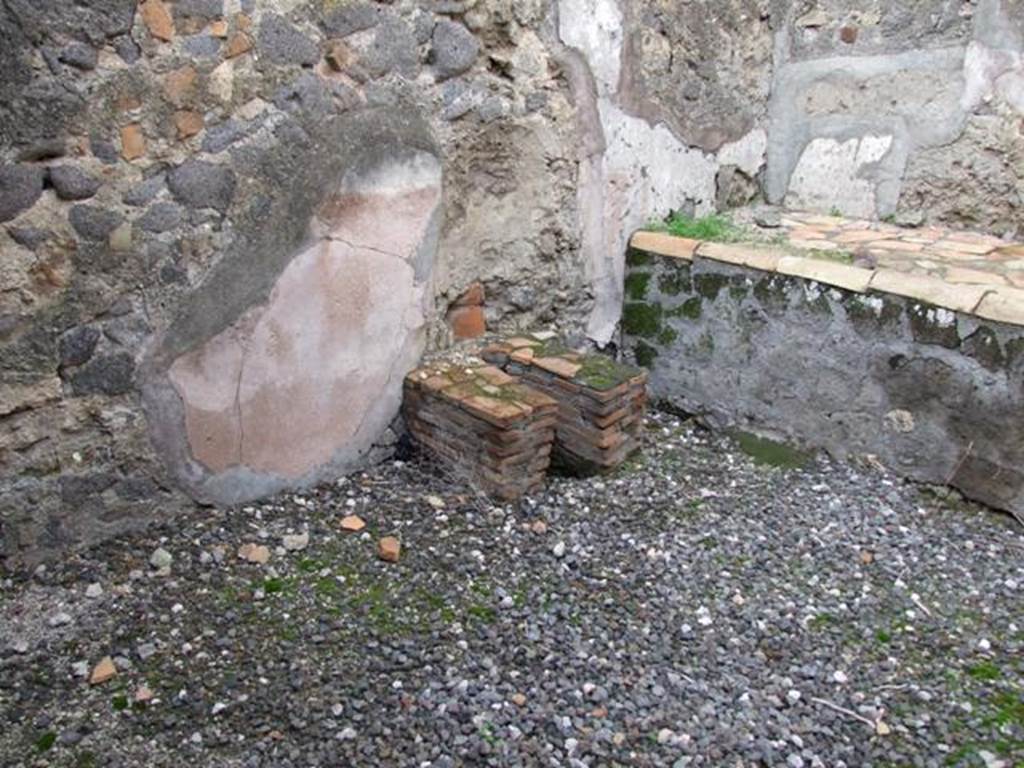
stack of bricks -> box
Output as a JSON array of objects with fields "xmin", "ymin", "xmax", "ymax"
[
  {"xmin": 402, "ymin": 361, "xmax": 559, "ymax": 500},
  {"xmin": 485, "ymin": 335, "xmax": 648, "ymax": 475}
]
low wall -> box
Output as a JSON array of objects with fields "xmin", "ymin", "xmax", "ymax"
[{"xmin": 622, "ymin": 231, "xmax": 1024, "ymax": 518}]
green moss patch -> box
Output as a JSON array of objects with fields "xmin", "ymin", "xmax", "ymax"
[
  {"xmin": 626, "ymin": 248, "xmax": 654, "ymax": 266},
  {"xmin": 573, "ymin": 353, "xmax": 641, "ymax": 391},
  {"xmin": 625, "ymin": 272, "xmax": 651, "ymax": 301},
  {"xmin": 657, "ymin": 267, "xmax": 692, "ymax": 296},
  {"xmin": 731, "ymin": 430, "xmax": 812, "ymax": 469},
  {"xmin": 694, "ymin": 273, "xmax": 729, "ymax": 301},
  {"xmin": 634, "ymin": 341, "xmax": 658, "ymax": 368},
  {"xmin": 648, "ymin": 213, "xmax": 744, "ymax": 242},
  {"xmin": 622, "ymin": 302, "xmax": 663, "ymax": 338}
]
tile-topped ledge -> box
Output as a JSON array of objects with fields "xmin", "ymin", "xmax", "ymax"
[{"xmin": 630, "ymin": 212, "xmax": 1024, "ymax": 327}]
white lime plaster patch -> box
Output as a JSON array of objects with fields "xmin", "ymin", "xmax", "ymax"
[{"xmin": 785, "ymin": 135, "xmax": 893, "ymax": 219}]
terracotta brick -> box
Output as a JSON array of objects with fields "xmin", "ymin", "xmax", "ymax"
[
  {"xmin": 510, "ymin": 347, "xmax": 535, "ymax": 362},
  {"xmin": 164, "ymin": 66, "xmax": 197, "ymax": 107},
  {"xmin": 868, "ymin": 270, "xmax": 988, "ymax": 314},
  {"xmin": 974, "ymin": 288, "xmax": 1024, "ymax": 327},
  {"xmin": 448, "ymin": 305, "xmax": 485, "ymax": 339},
  {"xmin": 175, "ymin": 110, "xmax": 204, "ymax": 139},
  {"xmin": 532, "ymin": 356, "xmax": 582, "ymax": 379},
  {"xmin": 455, "ymin": 281, "xmax": 485, "ymax": 307},
  {"xmin": 226, "ymin": 32, "xmax": 253, "ymax": 58},
  {"xmin": 944, "ymin": 267, "xmax": 1007, "ymax": 286},
  {"xmin": 775, "ymin": 256, "xmax": 873, "ymax": 293},
  {"xmin": 697, "ymin": 241, "xmax": 783, "ymax": 273},
  {"xmin": 120, "ymin": 124, "xmax": 146, "ymax": 161},
  {"xmin": 140, "ymin": 0, "xmax": 174, "ymax": 42},
  {"xmin": 209, "ymin": 19, "xmax": 228, "ymax": 38},
  {"xmin": 629, "ymin": 231, "xmax": 699, "ymax": 260}
]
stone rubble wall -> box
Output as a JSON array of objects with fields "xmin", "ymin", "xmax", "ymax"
[
  {"xmin": 622, "ymin": 242, "xmax": 1024, "ymax": 520},
  {"xmin": 2, "ymin": 0, "xmax": 1023, "ymax": 563}
]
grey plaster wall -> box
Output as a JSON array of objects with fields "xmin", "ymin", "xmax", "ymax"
[
  {"xmin": 766, "ymin": 0, "xmax": 1024, "ymax": 231},
  {"xmin": 622, "ymin": 248, "xmax": 1024, "ymax": 518}
]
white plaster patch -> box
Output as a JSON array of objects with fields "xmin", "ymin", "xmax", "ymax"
[
  {"xmin": 963, "ymin": 42, "xmax": 1024, "ymax": 114},
  {"xmin": 558, "ymin": 0, "xmax": 624, "ymax": 96},
  {"xmin": 584, "ymin": 99, "xmax": 719, "ymax": 343},
  {"xmin": 717, "ymin": 129, "xmax": 768, "ymax": 177},
  {"xmin": 785, "ymin": 135, "xmax": 893, "ymax": 219}
]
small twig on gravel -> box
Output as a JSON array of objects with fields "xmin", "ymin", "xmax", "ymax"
[
  {"xmin": 810, "ymin": 697, "xmax": 876, "ymax": 729},
  {"xmin": 910, "ymin": 593, "xmax": 932, "ymax": 618}
]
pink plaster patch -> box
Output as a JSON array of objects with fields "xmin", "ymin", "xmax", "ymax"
[{"xmin": 169, "ymin": 157, "xmax": 441, "ymax": 480}]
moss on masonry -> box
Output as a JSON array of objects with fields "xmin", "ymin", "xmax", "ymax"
[
  {"xmin": 907, "ymin": 303, "xmax": 960, "ymax": 350},
  {"xmin": 624, "ymin": 272, "xmax": 651, "ymax": 301},
  {"xmin": 694, "ymin": 273, "xmax": 729, "ymax": 301},
  {"xmin": 622, "ymin": 302, "xmax": 663, "ymax": 338},
  {"xmin": 626, "ymin": 248, "xmax": 654, "ymax": 267},
  {"xmin": 846, "ymin": 294, "xmax": 903, "ymax": 336},
  {"xmin": 669, "ymin": 297, "xmax": 702, "ymax": 320},
  {"xmin": 657, "ymin": 327, "xmax": 679, "ymax": 346},
  {"xmin": 633, "ymin": 340, "xmax": 659, "ymax": 368},
  {"xmin": 962, "ymin": 326, "xmax": 1005, "ymax": 372},
  {"xmin": 657, "ymin": 267, "xmax": 692, "ymax": 296}
]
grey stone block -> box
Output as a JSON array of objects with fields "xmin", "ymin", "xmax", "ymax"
[
  {"xmin": 49, "ymin": 165, "xmax": 101, "ymax": 200},
  {"xmin": 70, "ymin": 352, "xmax": 135, "ymax": 396},
  {"xmin": 430, "ymin": 20, "xmax": 479, "ymax": 81},
  {"xmin": 168, "ymin": 161, "xmax": 236, "ymax": 213},
  {"xmin": 258, "ymin": 14, "xmax": 320, "ymax": 68},
  {"xmin": 0, "ymin": 165, "xmax": 44, "ymax": 223},
  {"xmin": 69, "ymin": 204, "xmax": 123, "ymax": 240},
  {"xmin": 138, "ymin": 202, "xmax": 184, "ymax": 233}
]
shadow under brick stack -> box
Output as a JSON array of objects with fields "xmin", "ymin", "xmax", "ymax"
[
  {"xmin": 489, "ymin": 336, "xmax": 648, "ymax": 475},
  {"xmin": 402, "ymin": 362, "xmax": 558, "ymax": 500}
]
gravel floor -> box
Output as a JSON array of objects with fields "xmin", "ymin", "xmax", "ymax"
[{"xmin": 1, "ymin": 411, "xmax": 1022, "ymax": 768}]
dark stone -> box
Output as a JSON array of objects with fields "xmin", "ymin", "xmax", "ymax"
[
  {"xmin": 430, "ymin": 20, "xmax": 479, "ymax": 80},
  {"xmin": 48, "ymin": 165, "xmax": 101, "ymax": 200},
  {"xmin": 138, "ymin": 201, "xmax": 183, "ymax": 233},
  {"xmin": 59, "ymin": 473, "xmax": 117, "ymax": 505},
  {"xmin": 183, "ymin": 35, "xmax": 222, "ymax": 58},
  {"xmin": 0, "ymin": 165, "xmax": 44, "ymax": 223},
  {"xmin": 272, "ymin": 73, "xmax": 335, "ymax": 118},
  {"xmin": 69, "ymin": 204, "xmax": 123, "ymax": 240},
  {"xmin": 113, "ymin": 476, "xmax": 160, "ymax": 501},
  {"xmin": 58, "ymin": 42, "xmax": 98, "ymax": 70},
  {"xmin": 321, "ymin": 2, "xmax": 385, "ymax": 37},
  {"xmin": 90, "ymin": 134, "xmax": 120, "ymax": 164},
  {"xmin": 167, "ymin": 161, "xmax": 236, "ymax": 212},
  {"xmin": 962, "ymin": 326, "xmax": 1006, "ymax": 372},
  {"xmin": 123, "ymin": 173, "xmax": 166, "ymax": 207},
  {"xmin": 114, "ymin": 36, "xmax": 141, "ymax": 64},
  {"xmin": 258, "ymin": 14, "xmax": 320, "ymax": 68},
  {"xmin": 103, "ymin": 313, "xmax": 151, "ymax": 348},
  {"xmin": 59, "ymin": 326, "xmax": 101, "ymax": 368},
  {"xmin": 70, "ymin": 352, "xmax": 135, "ymax": 396},
  {"xmin": 201, "ymin": 120, "xmax": 250, "ymax": 154},
  {"xmin": 361, "ymin": 17, "xmax": 419, "ymax": 78},
  {"xmin": 175, "ymin": 0, "xmax": 223, "ymax": 21},
  {"xmin": 159, "ymin": 262, "xmax": 188, "ymax": 285},
  {"xmin": 7, "ymin": 226, "xmax": 51, "ymax": 249}
]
